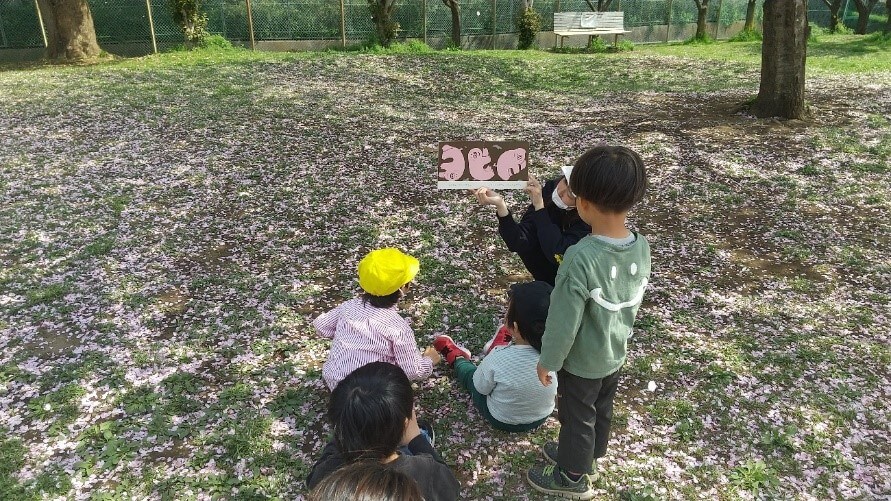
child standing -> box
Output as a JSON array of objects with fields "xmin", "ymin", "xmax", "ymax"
[
  {"xmin": 433, "ymin": 281, "xmax": 558, "ymax": 433},
  {"xmin": 313, "ymin": 248, "xmax": 441, "ymax": 390},
  {"xmin": 526, "ymin": 146, "xmax": 650, "ymax": 500}
]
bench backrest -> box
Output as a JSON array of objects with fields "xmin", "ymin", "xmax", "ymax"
[{"xmin": 554, "ymin": 11, "xmax": 625, "ymax": 31}]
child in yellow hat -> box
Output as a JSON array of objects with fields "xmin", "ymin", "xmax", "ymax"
[{"xmin": 313, "ymin": 248, "xmax": 442, "ymax": 390}]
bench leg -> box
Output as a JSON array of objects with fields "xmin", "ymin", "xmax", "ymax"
[{"xmin": 614, "ymin": 34, "xmax": 619, "ymax": 47}]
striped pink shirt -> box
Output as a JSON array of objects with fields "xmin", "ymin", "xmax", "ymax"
[{"xmin": 314, "ymin": 298, "xmax": 434, "ymax": 390}]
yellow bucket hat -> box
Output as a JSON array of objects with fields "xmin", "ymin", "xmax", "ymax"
[{"xmin": 358, "ymin": 248, "xmax": 420, "ymax": 297}]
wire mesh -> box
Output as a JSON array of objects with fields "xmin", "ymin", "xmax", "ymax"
[
  {"xmin": 0, "ymin": 0, "xmax": 885, "ymax": 55},
  {"xmin": 0, "ymin": 0, "xmax": 43, "ymax": 48}
]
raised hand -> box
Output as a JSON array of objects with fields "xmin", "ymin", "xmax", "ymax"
[
  {"xmin": 473, "ymin": 187, "xmax": 509, "ymax": 217},
  {"xmin": 525, "ymin": 174, "xmax": 544, "ymax": 211}
]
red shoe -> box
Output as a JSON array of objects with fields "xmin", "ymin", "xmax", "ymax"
[
  {"xmin": 483, "ymin": 324, "xmax": 512, "ymax": 355},
  {"xmin": 433, "ymin": 335, "xmax": 471, "ymax": 366}
]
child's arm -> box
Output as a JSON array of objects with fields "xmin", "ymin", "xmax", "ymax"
[
  {"xmin": 391, "ymin": 326, "xmax": 435, "ymax": 380},
  {"xmin": 471, "ymin": 356, "xmax": 497, "ymax": 395},
  {"xmin": 538, "ymin": 272, "xmax": 589, "ymax": 374},
  {"xmin": 311, "ymin": 303, "xmax": 343, "ymax": 339}
]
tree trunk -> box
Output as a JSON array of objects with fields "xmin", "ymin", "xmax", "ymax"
[
  {"xmin": 695, "ymin": 3, "xmax": 709, "ymax": 38},
  {"xmin": 36, "ymin": 0, "xmax": 101, "ymax": 62},
  {"xmin": 852, "ymin": 0, "xmax": 878, "ymax": 34},
  {"xmin": 753, "ymin": 0, "xmax": 808, "ymax": 119},
  {"xmin": 887, "ymin": 0, "xmax": 891, "ymax": 33},
  {"xmin": 743, "ymin": 0, "xmax": 757, "ymax": 31},
  {"xmin": 443, "ymin": 0, "xmax": 461, "ymax": 47},
  {"xmin": 823, "ymin": 0, "xmax": 843, "ymax": 32}
]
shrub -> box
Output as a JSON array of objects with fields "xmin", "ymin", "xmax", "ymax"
[
  {"xmin": 198, "ymin": 35, "xmax": 234, "ymax": 50},
  {"xmin": 685, "ymin": 32, "xmax": 715, "ymax": 44},
  {"xmin": 517, "ymin": 7, "xmax": 542, "ymax": 50},
  {"xmin": 169, "ymin": 0, "xmax": 208, "ymax": 46},
  {"xmin": 729, "ymin": 29, "xmax": 762, "ymax": 42}
]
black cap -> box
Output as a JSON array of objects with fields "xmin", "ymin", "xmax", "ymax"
[{"xmin": 508, "ymin": 281, "xmax": 553, "ymax": 351}]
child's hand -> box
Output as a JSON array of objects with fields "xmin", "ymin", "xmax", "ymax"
[
  {"xmin": 536, "ymin": 363, "xmax": 553, "ymax": 386},
  {"xmin": 423, "ymin": 346, "xmax": 442, "ymax": 365}
]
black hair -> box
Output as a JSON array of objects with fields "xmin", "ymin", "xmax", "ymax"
[
  {"xmin": 308, "ymin": 461, "xmax": 423, "ymax": 501},
  {"xmin": 569, "ymin": 145, "xmax": 647, "ymax": 213},
  {"xmin": 505, "ymin": 299, "xmax": 546, "ymax": 352},
  {"xmin": 328, "ymin": 362, "xmax": 414, "ymax": 463},
  {"xmin": 542, "ymin": 177, "xmax": 585, "ymax": 230},
  {"xmin": 361, "ymin": 289, "xmax": 402, "ymax": 309}
]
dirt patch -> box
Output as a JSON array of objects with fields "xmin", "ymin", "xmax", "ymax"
[{"xmin": 21, "ymin": 326, "xmax": 82, "ymax": 358}]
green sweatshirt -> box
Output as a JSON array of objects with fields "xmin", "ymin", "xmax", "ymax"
[{"xmin": 539, "ymin": 233, "xmax": 651, "ymax": 379}]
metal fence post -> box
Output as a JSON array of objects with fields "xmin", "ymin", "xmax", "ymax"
[
  {"xmin": 34, "ymin": 0, "xmax": 48, "ymax": 47},
  {"xmin": 145, "ymin": 0, "xmax": 158, "ymax": 54},
  {"xmin": 246, "ymin": 0, "xmax": 256, "ymax": 50},
  {"xmin": 713, "ymin": 0, "xmax": 723, "ymax": 39},
  {"xmin": 340, "ymin": 0, "xmax": 347, "ymax": 47},
  {"xmin": 0, "ymin": 11, "xmax": 8, "ymax": 48},
  {"xmin": 492, "ymin": 0, "xmax": 497, "ymax": 48},
  {"xmin": 422, "ymin": 0, "xmax": 427, "ymax": 45},
  {"xmin": 664, "ymin": 0, "xmax": 672, "ymax": 43}
]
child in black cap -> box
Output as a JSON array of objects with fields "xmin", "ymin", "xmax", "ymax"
[{"xmin": 434, "ymin": 281, "xmax": 558, "ymax": 432}]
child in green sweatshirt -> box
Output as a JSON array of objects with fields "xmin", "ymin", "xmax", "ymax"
[{"xmin": 526, "ymin": 145, "xmax": 651, "ymax": 500}]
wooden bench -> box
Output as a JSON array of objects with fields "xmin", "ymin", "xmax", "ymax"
[{"xmin": 553, "ymin": 11, "xmax": 631, "ymax": 48}]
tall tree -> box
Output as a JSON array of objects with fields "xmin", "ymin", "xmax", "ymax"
[
  {"xmin": 743, "ymin": 0, "xmax": 758, "ymax": 32},
  {"xmin": 753, "ymin": 0, "xmax": 808, "ymax": 119},
  {"xmin": 821, "ymin": 0, "xmax": 844, "ymax": 32},
  {"xmin": 35, "ymin": 0, "xmax": 101, "ymax": 62},
  {"xmin": 367, "ymin": 0, "xmax": 398, "ymax": 47},
  {"xmin": 851, "ymin": 0, "xmax": 879, "ymax": 34},
  {"xmin": 693, "ymin": 0, "xmax": 711, "ymax": 39},
  {"xmin": 441, "ymin": 0, "xmax": 461, "ymax": 47},
  {"xmin": 583, "ymin": 0, "xmax": 613, "ymax": 11}
]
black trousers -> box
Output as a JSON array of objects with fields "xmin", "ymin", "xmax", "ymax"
[{"xmin": 556, "ymin": 368, "xmax": 621, "ymax": 474}]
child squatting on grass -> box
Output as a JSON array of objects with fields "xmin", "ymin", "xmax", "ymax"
[
  {"xmin": 313, "ymin": 248, "xmax": 441, "ymax": 390},
  {"xmin": 527, "ymin": 145, "xmax": 651, "ymax": 500},
  {"xmin": 305, "ymin": 361, "xmax": 460, "ymax": 501},
  {"xmin": 433, "ymin": 281, "xmax": 558, "ymax": 432}
]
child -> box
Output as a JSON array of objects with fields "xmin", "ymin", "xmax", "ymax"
[
  {"xmin": 526, "ymin": 146, "xmax": 650, "ymax": 500},
  {"xmin": 308, "ymin": 461, "xmax": 423, "ymax": 501},
  {"xmin": 313, "ymin": 248, "xmax": 441, "ymax": 390},
  {"xmin": 306, "ymin": 361, "xmax": 460, "ymax": 501},
  {"xmin": 434, "ymin": 281, "xmax": 559, "ymax": 433}
]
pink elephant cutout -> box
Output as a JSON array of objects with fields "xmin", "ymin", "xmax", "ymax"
[
  {"xmin": 468, "ymin": 147, "xmax": 495, "ymax": 181},
  {"xmin": 496, "ymin": 148, "xmax": 527, "ymax": 180},
  {"xmin": 439, "ymin": 144, "xmax": 465, "ymax": 181}
]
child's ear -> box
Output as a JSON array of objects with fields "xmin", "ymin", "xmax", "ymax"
[{"xmin": 509, "ymin": 322, "xmax": 522, "ymax": 338}]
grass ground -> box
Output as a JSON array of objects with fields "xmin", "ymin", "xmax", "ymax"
[{"xmin": 0, "ymin": 35, "xmax": 889, "ymax": 500}]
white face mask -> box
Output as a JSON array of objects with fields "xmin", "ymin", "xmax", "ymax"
[{"xmin": 552, "ymin": 187, "xmax": 575, "ymax": 210}]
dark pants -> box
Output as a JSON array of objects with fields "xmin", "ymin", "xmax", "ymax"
[
  {"xmin": 454, "ymin": 359, "xmax": 548, "ymax": 433},
  {"xmin": 556, "ymin": 368, "xmax": 621, "ymax": 474}
]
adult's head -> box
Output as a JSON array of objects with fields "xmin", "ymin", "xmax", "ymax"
[
  {"xmin": 328, "ymin": 362, "xmax": 415, "ymax": 462},
  {"xmin": 308, "ymin": 461, "xmax": 423, "ymax": 501},
  {"xmin": 358, "ymin": 248, "xmax": 420, "ymax": 308},
  {"xmin": 548, "ymin": 165, "xmax": 578, "ymax": 211},
  {"xmin": 569, "ymin": 145, "xmax": 647, "ymax": 213}
]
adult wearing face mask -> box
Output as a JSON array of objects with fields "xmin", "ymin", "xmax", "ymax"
[{"xmin": 473, "ymin": 166, "xmax": 591, "ymax": 286}]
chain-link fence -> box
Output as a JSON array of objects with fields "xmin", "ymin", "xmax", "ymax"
[{"xmin": 1, "ymin": 0, "xmax": 887, "ymax": 56}]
